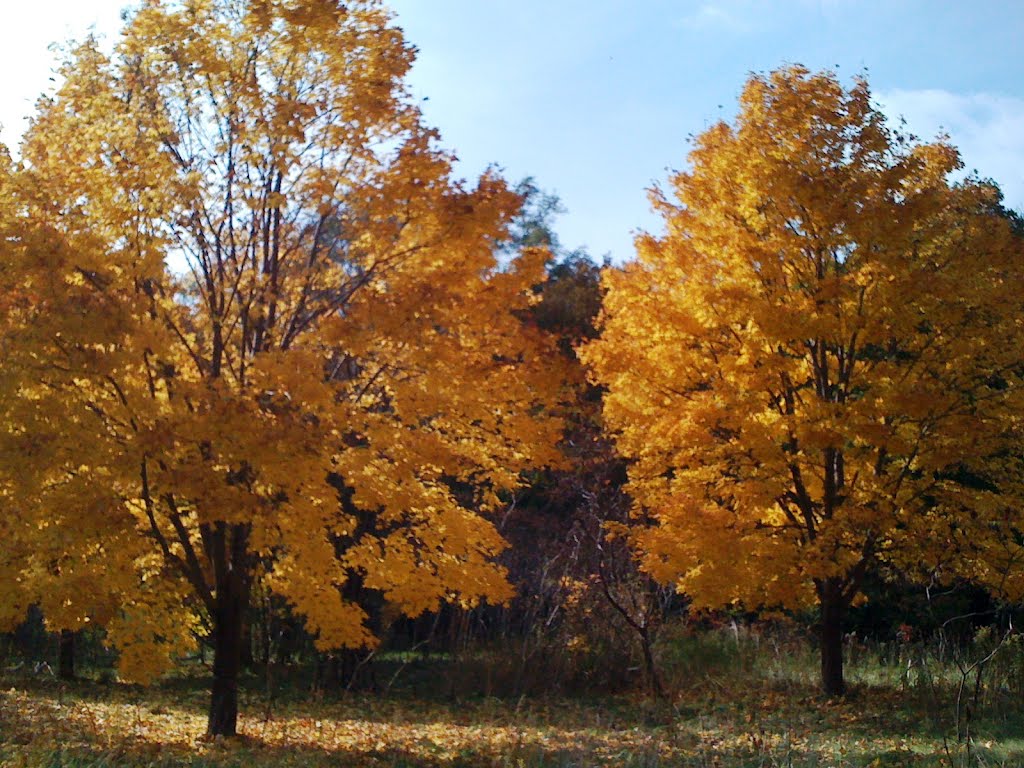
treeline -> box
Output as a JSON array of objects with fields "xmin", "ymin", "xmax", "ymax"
[{"xmin": 2, "ymin": 0, "xmax": 1024, "ymax": 740}]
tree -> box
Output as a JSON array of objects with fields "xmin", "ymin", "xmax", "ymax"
[
  {"xmin": 0, "ymin": 146, "xmax": 143, "ymax": 662},
  {"xmin": 0, "ymin": 0, "xmax": 562, "ymax": 736},
  {"xmin": 582, "ymin": 66, "xmax": 1024, "ymax": 697}
]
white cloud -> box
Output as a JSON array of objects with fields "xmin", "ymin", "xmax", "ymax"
[
  {"xmin": 677, "ymin": 3, "xmax": 751, "ymax": 33},
  {"xmin": 877, "ymin": 88, "xmax": 1024, "ymax": 212}
]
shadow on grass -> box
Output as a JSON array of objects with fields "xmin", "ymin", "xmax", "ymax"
[
  {"xmin": 1, "ymin": 741, "xmax": 884, "ymax": 768},
  {"xmin": 5, "ymin": 670, "xmax": 1024, "ymax": 768}
]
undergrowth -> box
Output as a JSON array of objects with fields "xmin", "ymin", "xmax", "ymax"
[{"xmin": 3, "ymin": 623, "xmax": 1024, "ymax": 767}]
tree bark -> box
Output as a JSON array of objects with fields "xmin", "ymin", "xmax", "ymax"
[
  {"xmin": 206, "ymin": 523, "xmax": 251, "ymax": 737},
  {"xmin": 207, "ymin": 586, "xmax": 245, "ymax": 736},
  {"xmin": 58, "ymin": 629, "xmax": 75, "ymax": 681},
  {"xmin": 639, "ymin": 626, "xmax": 665, "ymax": 699},
  {"xmin": 819, "ymin": 583, "xmax": 846, "ymax": 697},
  {"xmin": 240, "ymin": 613, "xmax": 255, "ymax": 671}
]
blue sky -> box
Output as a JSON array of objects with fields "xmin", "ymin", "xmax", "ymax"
[{"xmin": 2, "ymin": 1, "xmax": 1022, "ymax": 262}]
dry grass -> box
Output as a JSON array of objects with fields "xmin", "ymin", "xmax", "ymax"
[
  {"xmin": 1, "ymin": 678, "xmax": 1021, "ymax": 766},
  {"xmin": 4, "ymin": 629, "xmax": 1024, "ymax": 767}
]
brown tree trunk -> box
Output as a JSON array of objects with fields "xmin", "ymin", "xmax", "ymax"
[
  {"xmin": 819, "ymin": 583, "xmax": 846, "ymax": 697},
  {"xmin": 58, "ymin": 629, "xmax": 75, "ymax": 680},
  {"xmin": 206, "ymin": 523, "xmax": 251, "ymax": 738},
  {"xmin": 639, "ymin": 626, "xmax": 665, "ymax": 699},
  {"xmin": 207, "ymin": 587, "xmax": 245, "ymax": 737}
]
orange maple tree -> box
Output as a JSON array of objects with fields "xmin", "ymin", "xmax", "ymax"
[
  {"xmin": 582, "ymin": 67, "xmax": 1024, "ymax": 696},
  {"xmin": 0, "ymin": 0, "xmax": 563, "ymax": 735}
]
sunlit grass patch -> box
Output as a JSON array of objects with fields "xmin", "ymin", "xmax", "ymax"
[
  {"xmin": 4, "ymin": 628, "xmax": 1024, "ymax": 767},
  {"xmin": 1, "ymin": 682, "xmax": 1022, "ymax": 767}
]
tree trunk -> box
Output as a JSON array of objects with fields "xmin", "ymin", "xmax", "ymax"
[
  {"xmin": 206, "ymin": 522, "xmax": 252, "ymax": 738},
  {"xmin": 639, "ymin": 626, "xmax": 665, "ymax": 699},
  {"xmin": 819, "ymin": 584, "xmax": 846, "ymax": 697},
  {"xmin": 208, "ymin": 588, "xmax": 245, "ymax": 737},
  {"xmin": 58, "ymin": 630, "xmax": 75, "ymax": 681}
]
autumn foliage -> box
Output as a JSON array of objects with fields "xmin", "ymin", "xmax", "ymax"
[
  {"xmin": 583, "ymin": 67, "xmax": 1024, "ymax": 696},
  {"xmin": 0, "ymin": 0, "xmax": 563, "ymax": 736},
  {"xmin": 2, "ymin": 0, "xmax": 1024, "ymax": 748}
]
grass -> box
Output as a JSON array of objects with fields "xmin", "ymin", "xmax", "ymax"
[{"xmin": 3, "ymin": 626, "xmax": 1024, "ymax": 767}]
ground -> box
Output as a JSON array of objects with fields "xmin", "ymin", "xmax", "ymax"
[
  {"xmin": 3, "ymin": 631, "xmax": 1024, "ymax": 766},
  {"xmin": 2, "ymin": 677, "xmax": 1023, "ymax": 766}
]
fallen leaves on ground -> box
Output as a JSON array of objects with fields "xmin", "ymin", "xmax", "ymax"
[{"xmin": 1, "ymin": 675, "xmax": 1021, "ymax": 767}]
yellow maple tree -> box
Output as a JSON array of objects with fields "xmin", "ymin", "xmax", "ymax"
[
  {"xmin": 0, "ymin": 0, "xmax": 563, "ymax": 735},
  {"xmin": 582, "ymin": 66, "xmax": 1024, "ymax": 696}
]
